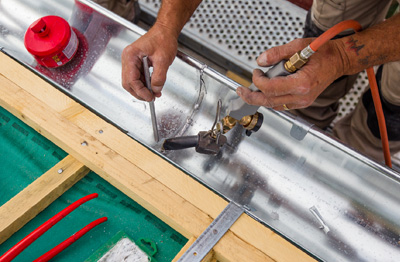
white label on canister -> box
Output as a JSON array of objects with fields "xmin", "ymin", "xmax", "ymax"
[{"xmin": 62, "ymin": 29, "xmax": 79, "ymax": 59}]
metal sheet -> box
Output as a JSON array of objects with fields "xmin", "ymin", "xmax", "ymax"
[
  {"xmin": 1, "ymin": 1, "xmax": 400, "ymax": 261},
  {"xmin": 178, "ymin": 201, "xmax": 244, "ymax": 262}
]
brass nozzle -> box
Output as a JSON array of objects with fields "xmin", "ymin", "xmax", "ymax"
[
  {"xmin": 238, "ymin": 114, "xmax": 260, "ymax": 131},
  {"xmin": 284, "ymin": 51, "xmax": 309, "ymax": 73}
]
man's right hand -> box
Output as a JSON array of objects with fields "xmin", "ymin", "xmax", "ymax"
[{"xmin": 121, "ymin": 23, "xmax": 178, "ymax": 102}]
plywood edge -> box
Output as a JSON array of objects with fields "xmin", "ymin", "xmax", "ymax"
[{"xmin": 0, "ymin": 155, "xmax": 89, "ymax": 244}]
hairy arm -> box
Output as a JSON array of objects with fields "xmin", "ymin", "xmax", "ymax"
[
  {"xmin": 237, "ymin": 13, "xmax": 400, "ymax": 111},
  {"xmin": 121, "ymin": 0, "xmax": 202, "ymax": 101},
  {"xmin": 155, "ymin": 0, "xmax": 203, "ymax": 39},
  {"xmin": 339, "ymin": 13, "xmax": 400, "ymax": 74}
]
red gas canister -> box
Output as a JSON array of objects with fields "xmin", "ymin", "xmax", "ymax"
[{"xmin": 24, "ymin": 16, "xmax": 79, "ymax": 68}]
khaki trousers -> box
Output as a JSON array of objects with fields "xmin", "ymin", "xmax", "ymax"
[
  {"xmin": 293, "ymin": 0, "xmax": 400, "ymax": 163},
  {"xmin": 93, "ymin": 0, "xmax": 139, "ymax": 22}
]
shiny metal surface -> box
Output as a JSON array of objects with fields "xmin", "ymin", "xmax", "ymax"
[
  {"xmin": 178, "ymin": 201, "xmax": 244, "ymax": 262},
  {"xmin": 1, "ymin": 1, "xmax": 400, "ymax": 261},
  {"xmin": 143, "ymin": 56, "xmax": 160, "ymax": 142}
]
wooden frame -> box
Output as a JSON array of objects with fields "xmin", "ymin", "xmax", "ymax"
[{"xmin": 0, "ymin": 52, "xmax": 314, "ymax": 261}]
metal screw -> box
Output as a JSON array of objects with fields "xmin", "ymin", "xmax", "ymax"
[
  {"xmin": 99, "ymin": 130, "xmax": 103, "ymax": 134},
  {"xmin": 81, "ymin": 141, "xmax": 88, "ymax": 146},
  {"xmin": 58, "ymin": 168, "xmax": 63, "ymax": 174}
]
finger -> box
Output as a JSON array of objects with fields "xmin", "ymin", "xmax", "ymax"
[
  {"xmin": 253, "ymin": 70, "xmax": 310, "ymax": 98},
  {"xmin": 150, "ymin": 58, "xmax": 170, "ymax": 93},
  {"xmin": 257, "ymin": 38, "xmax": 312, "ymax": 67},
  {"xmin": 237, "ymin": 84, "xmax": 309, "ymax": 108},
  {"xmin": 272, "ymin": 104, "xmax": 295, "ymax": 111},
  {"xmin": 236, "ymin": 86, "xmax": 273, "ymax": 107},
  {"xmin": 121, "ymin": 48, "xmax": 154, "ymax": 101},
  {"xmin": 126, "ymin": 79, "xmax": 154, "ymax": 101}
]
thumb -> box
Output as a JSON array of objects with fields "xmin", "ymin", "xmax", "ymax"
[{"xmin": 150, "ymin": 59, "xmax": 170, "ymax": 93}]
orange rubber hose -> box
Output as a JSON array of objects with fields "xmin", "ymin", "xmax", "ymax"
[
  {"xmin": 366, "ymin": 67, "xmax": 392, "ymax": 167},
  {"xmin": 309, "ymin": 20, "xmax": 362, "ymax": 52},
  {"xmin": 310, "ymin": 20, "xmax": 392, "ymax": 167}
]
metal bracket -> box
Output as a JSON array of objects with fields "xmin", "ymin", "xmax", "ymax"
[
  {"xmin": 177, "ymin": 201, "xmax": 244, "ymax": 262},
  {"xmin": 290, "ymin": 116, "xmax": 313, "ymax": 141}
]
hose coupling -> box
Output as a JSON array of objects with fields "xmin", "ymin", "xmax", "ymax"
[{"xmin": 284, "ymin": 45, "xmax": 314, "ymax": 73}]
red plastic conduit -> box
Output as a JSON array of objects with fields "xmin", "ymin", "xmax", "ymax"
[
  {"xmin": 33, "ymin": 217, "xmax": 108, "ymax": 262},
  {"xmin": 0, "ymin": 193, "xmax": 99, "ymax": 262}
]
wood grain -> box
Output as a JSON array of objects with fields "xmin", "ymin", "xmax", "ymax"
[{"xmin": 0, "ymin": 155, "xmax": 89, "ymax": 244}]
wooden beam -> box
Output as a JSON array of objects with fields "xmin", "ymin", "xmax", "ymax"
[
  {"xmin": 0, "ymin": 52, "xmax": 313, "ymax": 261},
  {"xmin": 172, "ymin": 237, "xmax": 215, "ymax": 262},
  {"xmin": 0, "ymin": 155, "xmax": 88, "ymax": 244}
]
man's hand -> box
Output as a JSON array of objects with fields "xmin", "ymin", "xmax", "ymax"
[
  {"xmin": 236, "ymin": 38, "xmax": 348, "ymax": 111},
  {"xmin": 121, "ymin": 0, "xmax": 202, "ymax": 102},
  {"xmin": 121, "ymin": 24, "xmax": 178, "ymax": 102}
]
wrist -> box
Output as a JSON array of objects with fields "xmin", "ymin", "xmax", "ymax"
[
  {"xmin": 332, "ymin": 38, "xmax": 352, "ymax": 77},
  {"xmin": 151, "ymin": 21, "xmax": 181, "ymax": 41}
]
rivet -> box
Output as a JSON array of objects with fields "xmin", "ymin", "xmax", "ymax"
[{"xmin": 58, "ymin": 168, "xmax": 63, "ymax": 174}]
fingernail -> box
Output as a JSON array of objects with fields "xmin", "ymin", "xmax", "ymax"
[
  {"xmin": 236, "ymin": 87, "xmax": 243, "ymax": 96},
  {"xmin": 152, "ymin": 85, "xmax": 162, "ymax": 93},
  {"xmin": 257, "ymin": 53, "xmax": 268, "ymax": 65}
]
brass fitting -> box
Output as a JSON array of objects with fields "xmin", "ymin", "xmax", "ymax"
[
  {"xmin": 220, "ymin": 116, "xmax": 237, "ymax": 134},
  {"xmin": 221, "ymin": 113, "xmax": 261, "ymax": 134},
  {"xmin": 284, "ymin": 51, "xmax": 309, "ymax": 73},
  {"xmin": 238, "ymin": 113, "xmax": 260, "ymax": 131}
]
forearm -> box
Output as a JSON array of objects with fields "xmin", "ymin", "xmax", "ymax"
[
  {"xmin": 153, "ymin": 0, "xmax": 203, "ymax": 39},
  {"xmin": 337, "ymin": 13, "xmax": 400, "ymax": 75}
]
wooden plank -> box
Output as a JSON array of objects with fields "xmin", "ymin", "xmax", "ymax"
[
  {"xmin": 0, "ymin": 52, "xmax": 314, "ymax": 261},
  {"xmin": 0, "ymin": 155, "xmax": 89, "ymax": 244},
  {"xmin": 172, "ymin": 237, "xmax": 195, "ymax": 262},
  {"xmin": 172, "ymin": 237, "xmax": 214, "ymax": 262}
]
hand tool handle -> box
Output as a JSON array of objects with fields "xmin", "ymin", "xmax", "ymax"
[
  {"xmin": 143, "ymin": 56, "xmax": 160, "ymax": 142},
  {"xmin": 228, "ymin": 60, "xmax": 292, "ymax": 120},
  {"xmin": 162, "ymin": 135, "xmax": 198, "ymax": 151}
]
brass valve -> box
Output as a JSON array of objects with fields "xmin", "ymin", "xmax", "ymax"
[{"xmin": 220, "ymin": 112, "xmax": 263, "ymax": 136}]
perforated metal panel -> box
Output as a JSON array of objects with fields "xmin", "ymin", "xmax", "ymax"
[
  {"xmin": 333, "ymin": 71, "xmax": 369, "ymax": 125},
  {"xmin": 139, "ymin": 0, "xmax": 306, "ymax": 72}
]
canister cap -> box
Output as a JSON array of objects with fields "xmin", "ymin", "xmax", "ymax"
[
  {"xmin": 30, "ymin": 18, "xmax": 49, "ymax": 35},
  {"xmin": 24, "ymin": 16, "xmax": 72, "ymax": 56}
]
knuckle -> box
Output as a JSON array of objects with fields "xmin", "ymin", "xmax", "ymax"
[{"xmin": 263, "ymin": 98, "xmax": 273, "ymax": 108}]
